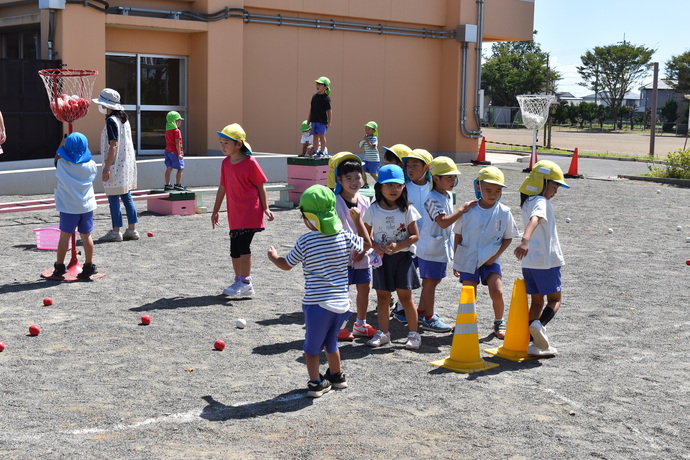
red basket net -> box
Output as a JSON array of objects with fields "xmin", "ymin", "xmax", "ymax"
[{"xmin": 38, "ymin": 69, "xmax": 98, "ymax": 124}]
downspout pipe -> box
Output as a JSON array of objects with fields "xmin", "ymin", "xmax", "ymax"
[
  {"xmin": 459, "ymin": 0, "xmax": 484, "ymax": 138},
  {"xmin": 474, "ymin": 0, "xmax": 485, "ymax": 131}
]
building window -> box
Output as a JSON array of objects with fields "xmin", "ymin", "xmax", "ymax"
[
  {"xmin": 0, "ymin": 29, "xmax": 39, "ymax": 58},
  {"xmin": 105, "ymin": 53, "xmax": 187, "ymax": 155}
]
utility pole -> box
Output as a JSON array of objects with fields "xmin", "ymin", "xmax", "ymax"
[{"xmin": 649, "ymin": 62, "xmax": 659, "ymax": 157}]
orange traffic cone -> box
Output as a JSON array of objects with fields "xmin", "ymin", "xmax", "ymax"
[
  {"xmin": 430, "ymin": 286, "xmax": 499, "ymax": 373},
  {"xmin": 471, "ymin": 137, "xmax": 491, "ymax": 165},
  {"xmin": 523, "ymin": 147, "xmax": 539, "ymax": 173},
  {"xmin": 484, "ymin": 279, "xmax": 539, "ymax": 361},
  {"xmin": 565, "ymin": 147, "xmax": 583, "ymax": 179}
]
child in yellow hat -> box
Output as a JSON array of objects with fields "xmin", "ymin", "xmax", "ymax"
[
  {"xmin": 514, "ymin": 160, "xmax": 570, "ymax": 356},
  {"xmin": 453, "ymin": 166, "xmax": 519, "ymax": 339}
]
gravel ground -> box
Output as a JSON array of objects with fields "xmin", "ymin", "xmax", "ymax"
[{"xmin": 1, "ymin": 165, "xmax": 689, "ymax": 459}]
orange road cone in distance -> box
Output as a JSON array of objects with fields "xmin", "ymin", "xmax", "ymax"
[
  {"xmin": 484, "ymin": 278, "xmax": 538, "ymax": 362},
  {"xmin": 565, "ymin": 147, "xmax": 583, "ymax": 178},
  {"xmin": 472, "ymin": 137, "xmax": 491, "ymax": 165},
  {"xmin": 430, "ymin": 285, "xmax": 499, "ymax": 373}
]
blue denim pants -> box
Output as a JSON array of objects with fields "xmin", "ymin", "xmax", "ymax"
[{"xmin": 107, "ymin": 192, "xmax": 139, "ymax": 228}]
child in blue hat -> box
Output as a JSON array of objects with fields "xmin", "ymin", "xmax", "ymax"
[{"xmin": 52, "ymin": 132, "xmax": 98, "ymax": 279}]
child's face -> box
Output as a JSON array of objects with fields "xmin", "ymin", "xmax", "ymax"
[
  {"xmin": 543, "ymin": 181, "xmax": 560, "ymax": 200},
  {"xmin": 176, "ymin": 119, "xmax": 182, "ymax": 128},
  {"xmin": 383, "ymin": 152, "xmax": 404, "ymax": 167},
  {"xmin": 337, "ymin": 171, "xmax": 362, "ymax": 195},
  {"xmin": 302, "ymin": 216, "xmax": 318, "ymax": 232},
  {"xmin": 405, "ymin": 158, "xmax": 429, "ymax": 184},
  {"xmin": 364, "ymin": 126, "xmax": 374, "ymax": 136},
  {"xmin": 219, "ymin": 137, "xmax": 242, "ymax": 156},
  {"xmin": 315, "ymin": 83, "xmax": 327, "ymax": 94},
  {"xmin": 381, "ymin": 182, "xmax": 404, "ymax": 203},
  {"xmin": 433, "ymin": 174, "xmax": 458, "ymax": 192},
  {"xmin": 477, "ymin": 182, "xmax": 503, "ymax": 207}
]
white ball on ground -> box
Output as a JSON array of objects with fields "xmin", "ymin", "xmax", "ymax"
[
  {"xmin": 565, "ymin": 218, "xmax": 571, "ymax": 223},
  {"xmin": 236, "ymin": 318, "xmax": 247, "ymax": 329},
  {"xmin": 607, "ymin": 228, "xmax": 614, "ymax": 234},
  {"xmin": 677, "ymin": 226, "xmax": 683, "ymax": 231}
]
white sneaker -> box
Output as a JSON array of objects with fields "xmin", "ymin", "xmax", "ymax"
[
  {"xmin": 527, "ymin": 342, "xmax": 558, "ymax": 357},
  {"xmin": 404, "ymin": 331, "xmax": 422, "ymax": 350},
  {"xmin": 100, "ymin": 230, "xmax": 122, "ymax": 242},
  {"xmin": 366, "ymin": 331, "xmax": 391, "ymax": 348},
  {"xmin": 123, "ymin": 229, "xmax": 140, "ymax": 240},
  {"xmin": 225, "ymin": 281, "xmax": 254, "ymax": 297},
  {"xmin": 529, "ymin": 320, "xmax": 550, "ymax": 350}
]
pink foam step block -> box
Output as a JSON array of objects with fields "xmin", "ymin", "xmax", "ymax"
[{"xmin": 147, "ymin": 198, "xmax": 195, "ymax": 216}]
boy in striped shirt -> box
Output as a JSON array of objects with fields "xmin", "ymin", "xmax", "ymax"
[{"xmin": 268, "ymin": 185, "xmax": 371, "ymax": 398}]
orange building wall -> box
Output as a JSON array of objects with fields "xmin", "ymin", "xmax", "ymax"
[{"xmin": 5, "ymin": 0, "xmax": 534, "ymax": 159}]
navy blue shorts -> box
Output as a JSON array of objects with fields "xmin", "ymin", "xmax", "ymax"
[
  {"xmin": 460, "ymin": 263, "xmax": 502, "ymax": 286},
  {"xmin": 59, "ymin": 211, "xmax": 94, "ymax": 234},
  {"xmin": 311, "ymin": 122, "xmax": 328, "ymax": 135},
  {"xmin": 522, "ymin": 266, "xmax": 562, "ymax": 295},
  {"xmin": 164, "ymin": 151, "xmax": 185, "ymax": 169},
  {"xmin": 417, "ymin": 257, "xmax": 447, "ymax": 280},
  {"xmin": 348, "ymin": 266, "xmax": 371, "ymax": 285},
  {"xmin": 302, "ymin": 304, "xmax": 351, "ymax": 355},
  {"xmin": 363, "ymin": 161, "xmax": 380, "ymax": 174},
  {"xmin": 372, "ymin": 251, "xmax": 421, "ymax": 292}
]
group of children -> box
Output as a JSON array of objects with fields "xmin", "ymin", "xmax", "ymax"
[{"xmin": 50, "ymin": 76, "xmax": 568, "ymax": 398}]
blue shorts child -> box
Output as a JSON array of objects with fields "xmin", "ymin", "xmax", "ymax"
[
  {"xmin": 164, "ymin": 151, "xmax": 185, "ymax": 170},
  {"xmin": 417, "ymin": 257, "xmax": 446, "ymax": 280},
  {"xmin": 59, "ymin": 211, "xmax": 94, "ymax": 235},
  {"xmin": 362, "ymin": 161, "xmax": 380, "ymax": 174},
  {"xmin": 302, "ymin": 304, "xmax": 351, "ymax": 355},
  {"xmin": 348, "ymin": 266, "xmax": 371, "ymax": 285},
  {"xmin": 311, "ymin": 122, "xmax": 328, "ymax": 135},
  {"xmin": 460, "ymin": 262, "xmax": 502, "ymax": 286},
  {"xmin": 522, "ymin": 267, "xmax": 562, "ymax": 295}
]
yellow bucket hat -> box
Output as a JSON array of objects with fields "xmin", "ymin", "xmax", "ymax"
[
  {"xmin": 383, "ymin": 144, "xmax": 412, "ymax": 163},
  {"xmin": 217, "ymin": 123, "xmax": 252, "ymax": 155},
  {"xmin": 518, "ymin": 160, "xmax": 570, "ymax": 196},
  {"xmin": 474, "ymin": 166, "xmax": 506, "ymax": 199},
  {"xmin": 328, "ymin": 151, "xmax": 362, "ymax": 192}
]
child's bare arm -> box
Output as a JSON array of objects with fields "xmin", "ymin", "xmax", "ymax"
[
  {"xmin": 434, "ymin": 200, "xmax": 477, "ymax": 229},
  {"xmin": 349, "ymin": 208, "xmax": 372, "ymax": 251},
  {"xmin": 452, "ymin": 233, "xmax": 463, "ymax": 277},
  {"xmin": 258, "ymin": 184, "xmax": 275, "ymax": 221},
  {"xmin": 175, "ymin": 137, "xmax": 182, "ymax": 157},
  {"xmin": 514, "ymin": 216, "xmax": 540, "ymax": 260},
  {"xmin": 211, "ymin": 185, "xmax": 225, "ymax": 229},
  {"xmin": 485, "ymin": 238, "xmax": 513, "ymax": 266},
  {"xmin": 267, "ymin": 246, "xmax": 291, "ymax": 271}
]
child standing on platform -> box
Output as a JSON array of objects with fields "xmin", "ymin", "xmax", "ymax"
[
  {"xmin": 359, "ymin": 121, "xmax": 380, "ymax": 188},
  {"xmin": 362, "ymin": 164, "xmax": 422, "ymax": 350},
  {"xmin": 51, "ymin": 132, "xmax": 99, "ymax": 280},
  {"xmin": 308, "ymin": 76, "xmax": 332, "ymax": 157},
  {"xmin": 453, "ymin": 166, "xmax": 519, "ymax": 339},
  {"xmin": 329, "ymin": 152, "xmax": 378, "ymax": 340},
  {"xmin": 268, "ymin": 185, "xmax": 370, "ymax": 397},
  {"xmin": 415, "ymin": 157, "xmax": 478, "ymax": 332},
  {"xmin": 163, "ymin": 111, "xmax": 187, "ymax": 191},
  {"xmin": 514, "ymin": 160, "xmax": 569, "ymax": 356},
  {"xmin": 212, "ymin": 123, "xmax": 274, "ymax": 297}
]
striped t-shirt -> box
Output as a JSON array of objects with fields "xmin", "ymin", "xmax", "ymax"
[
  {"xmin": 362, "ymin": 135, "xmax": 379, "ymax": 163},
  {"xmin": 285, "ymin": 229, "xmax": 364, "ymax": 311}
]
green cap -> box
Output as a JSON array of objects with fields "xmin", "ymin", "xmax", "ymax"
[
  {"xmin": 301, "ymin": 120, "xmax": 311, "ymax": 132},
  {"xmin": 166, "ymin": 111, "xmax": 183, "ymax": 130},
  {"xmin": 298, "ymin": 185, "xmax": 342, "ymax": 235},
  {"xmin": 365, "ymin": 121, "xmax": 378, "ymax": 136},
  {"xmin": 315, "ymin": 76, "xmax": 331, "ymax": 95}
]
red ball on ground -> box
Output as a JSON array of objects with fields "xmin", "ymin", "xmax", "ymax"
[
  {"xmin": 686, "ymin": 259, "xmax": 690, "ymax": 266},
  {"xmin": 141, "ymin": 315, "xmax": 151, "ymax": 325},
  {"xmin": 214, "ymin": 339, "xmax": 226, "ymax": 351},
  {"xmin": 43, "ymin": 297, "xmax": 53, "ymax": 306},
  {"xmin": 0, "ymin": 341, "xmax": 5, "ymax": 352},
  {"xmin": 29, "ymin": 325, "xmax": 41, "ymax": 336},
  {"xmin": 147, "ymin": 232, "xmax": 154, "ymax": 237}
]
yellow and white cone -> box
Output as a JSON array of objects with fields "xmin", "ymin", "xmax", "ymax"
[
  {"xmin": 484, "ymin": 278, "xmax": 539, "ymax": 361},
  {"xmin": 430, "ymin": 285, "xmax": 499, "ymax": 373}
]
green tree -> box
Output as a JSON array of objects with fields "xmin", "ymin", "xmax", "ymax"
[
  {"xmin": 578, "ymin": 102, "xmax": 597, "ymax": 129},
  {"xmin": 577, "ymin": 42, "xmax": 654, "ymax": 130},
  {"xmin": 482, "ymin": 33, "xmax": 561, "ymax": 107},
  {"xmin": 665, "ymin": 51, "xmax": 690, "ymax": 93},
  {"xmin": 659, "ymin": 99, "xmax": 679, "ymax": 132}
]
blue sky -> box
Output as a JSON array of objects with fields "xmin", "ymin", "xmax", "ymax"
[{"xmin": 531, "ymin": 0, "xmax": 690, "ymax": 97}]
